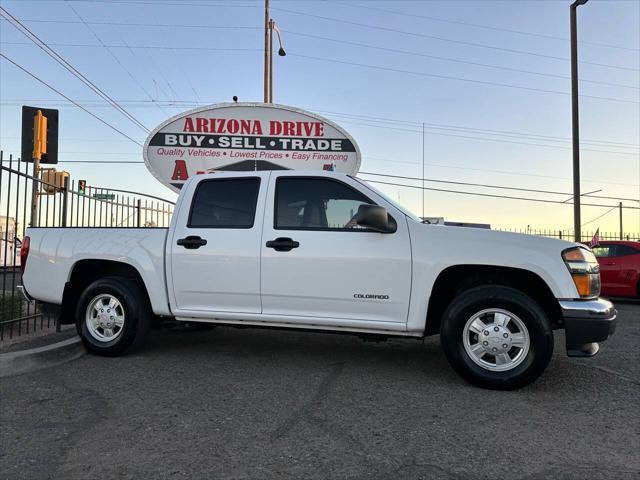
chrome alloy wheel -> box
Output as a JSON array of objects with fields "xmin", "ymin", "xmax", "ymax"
[
  {"xmin": 462, "ymin": 308, "xmax": 530, "ymax": 372},
  {"xmin": 85, "ymin": 294, "xmax": 125, "ymax": 342}
]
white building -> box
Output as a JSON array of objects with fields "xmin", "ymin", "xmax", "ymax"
[{"xmin": 0, "ymin": 216, "xmax": 19, "ymax": 267}]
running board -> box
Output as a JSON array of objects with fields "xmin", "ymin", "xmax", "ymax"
[{"xmin": 173, "ymin": 316, "xmax": 423, "ymax": 338}]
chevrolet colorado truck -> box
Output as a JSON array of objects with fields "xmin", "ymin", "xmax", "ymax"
[{"xmin": 19, "ymin": 170, "xmax": 617, "ymax": 389}]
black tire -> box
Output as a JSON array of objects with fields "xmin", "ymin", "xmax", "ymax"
[
  {"xmin": 76, "ymin": 276, "xmax": 151, "ymax": 356},
  {"xmin": 440, "ymin": 285, "xmax": 554, "ymax": 390}
]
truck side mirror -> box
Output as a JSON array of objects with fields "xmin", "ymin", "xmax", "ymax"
[{"xmin": 356, "ymin": 204, "xmax": 396, "ymax": 233}]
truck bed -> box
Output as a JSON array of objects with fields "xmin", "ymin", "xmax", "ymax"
[{"xmin": 22, "ymin": 228, "xmax": 169, "ymax": 314}]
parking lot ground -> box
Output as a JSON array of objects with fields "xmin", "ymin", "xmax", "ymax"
[{"xmin": 1, "ymin": 303, "xmax": 639, "ymax": 480}]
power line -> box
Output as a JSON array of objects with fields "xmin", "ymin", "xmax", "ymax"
[
  {"xmin": 4, "ymin": 17, "xmax": 637, "ymax": 91},
  {"xmin": 1, "ymin": 136, "xmax": 136, "ymax": 143},
  {"xmin": 2, "ymin": 98, "xmax": 637, "ymax": 156},
  {"xmin": 316, "ymin": 109, "xmax": 639, "ymax": 149},
  {"xmin": 6, "ymin": 37, "xmax": 636, "ymax": 103},
  {"xmin": 0, "ymin": 53, "xmax": 143, "ymax": 147},
  {"xmin": 67, "ymin": 0, "xmax": 640, "ymax": 54},
  {"xmin": 581, "ymin": 206, "xmax": 618, "ymax": 226},
  {"xmin": 335, "ymin": 1, "xmax": 640, "ymax": 53},
  {"xmin": 11, "ymin": 145, "xmax": 630, "ymax": 189},
  {"xmin": 116, "ymin": 28, "xmax": 178, "ymax": 107},
  {"xmin": 64, "ymin": 0, "xmax": 169, "ymax": 117},
  {"xmin": 359, "ymin": 171, "xmax": 640, "ymax": 203},
  {"xmin": 328, "ymin": 116, "xmax": 639, "ymax": 156},
  {"xmin": 0, "ymin": 6, "xmax": 150, "ymax": 133},
  {"xmin": 4, "ymin": 97, "xmax": 636, "ymax": 156},
  {"xmin": 59, "ymin": 160, "xmax": 144, "ymax": 164},
  {"xmin": 364, "ymin": 156, "xmax": 639, "ymax": 189},
  {"xmin": 57, "ymin": 152, "xmax": 140, "ymax": 155},
  {"xmin": 11, "ymin": 150, "xmax": 636, "ymax": 203},
  {"xmin": 20, "ymin": 156, "xmax": 639, "ymax": 208},
  {"xmin": 0, "ymin": 18, "xmax": 261, "ymax": 30},
  {"xmin": 272, "ymin": 7, "xmax": 640, "ymax": 73},
  {"xmin": 366, "ymin": 179, "xmax": 640, "ymax": 210},
  {"xmin": 288, "ymin": 53, "xmax": 639, "ymax": 105},
  {"xmin": 2, "ymin": 97, "xmax": 637, "ymax": 153},
  {"xmin": 68, "ymin": 0, "xmax": 258, "ymax": 7},
  {"xmin": 283, "ymin": 30, "xmax": 639, "ymax": 91},
  {"xmin": 1, "ymin": 40, "xmax": 261, "ymax": 53}
]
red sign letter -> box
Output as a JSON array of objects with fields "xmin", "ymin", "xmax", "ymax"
[{"xmin": 171, "ymin": 159, "xmax": 189, "ymax": 181}]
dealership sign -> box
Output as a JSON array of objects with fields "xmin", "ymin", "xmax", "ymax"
[{"xmin": 143, "ymin": 103, "xmax": 361, "ymax": 192}]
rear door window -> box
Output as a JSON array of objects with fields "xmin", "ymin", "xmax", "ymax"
[
  {"xmin": 189, "ymin": 178, "xmax": 260, "ymax": 228},
  {"xmin": 613, "ymin": 245, "xmax": 640, "ymax": 257}
]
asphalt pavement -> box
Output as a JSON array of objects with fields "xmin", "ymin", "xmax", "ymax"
[{"xmin": 1, "ymin": 303, "xmax": 639, "ymax": 480}]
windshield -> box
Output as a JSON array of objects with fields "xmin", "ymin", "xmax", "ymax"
[{"xmin": 352, "ymin": 177, "xmax": 422, "ymax": 223}]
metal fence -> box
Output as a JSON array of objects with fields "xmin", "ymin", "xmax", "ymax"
[
  {"xmin": 0, "ymin": 151, "xmax": 175, "ymax": 341},
  {"xmin": 497, "ymin": 228, "xmax": 639, "ymax": 242}
]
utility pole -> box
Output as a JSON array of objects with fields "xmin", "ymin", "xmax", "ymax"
[
  {"xmin": 619, "ymin": 202, "xmax": 623, "ymax": 240},
  {"xmin": 269, "ymin": 18, "xmax": 274, "ymax": 103},
  {"xmin": 263, "ymin": 0, "xmax": 271, "ymax": 103},
  {"xmin": 570, "ymin": 0, "xmax": 588, "ymax": 242},
  {"xmin": 263, "ymin": 0, "xmax": 286, "ymax": 103},
  {"xmin": 422, "ymin": 122, "xmax": 425, "ymax": 220}
]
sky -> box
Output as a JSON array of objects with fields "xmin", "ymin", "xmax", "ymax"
[{"xmin": 1, "ymin": 0, "xmax": 639, "ymax": 235}]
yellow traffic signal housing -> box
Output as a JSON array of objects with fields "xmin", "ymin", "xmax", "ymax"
[
  {"xmin": 22, "ymin": 106, "xmax": 58, "ymax": 164},
  {"xmin": 41, "ymin": 168, "xmax": 56, "ymax": 193},
  {"xmin": 56, "ymin": 170, "xmax": 69, "ymax": 192},
  {"xmin": 32, "ymin": 110, "xmax": 48, "ymax": 161},
  {"xmin": 40, "ymin": 168, "xmax": 69, "ymax": 194}
]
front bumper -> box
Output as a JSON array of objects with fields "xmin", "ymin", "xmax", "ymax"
[{"xmin": 559, "ymin": 298, "xmax": 617, "ymax": 357}]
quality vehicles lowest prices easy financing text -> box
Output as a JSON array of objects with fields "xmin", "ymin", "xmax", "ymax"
[{"xmin": 19, "ymin": 171, "xmax": 617, "ymax": 389}]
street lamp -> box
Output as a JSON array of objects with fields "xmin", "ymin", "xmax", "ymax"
[
  {"xmin": 269, "ymin": 19, "xmax": 286, "ymax": 103},
  {"xmin": 570, "ymin": 0, "xmax": 588, "ymax": 242},
  {"xmin": 263, "ymin": 0, "xmax": 286, "ymax": 103}
]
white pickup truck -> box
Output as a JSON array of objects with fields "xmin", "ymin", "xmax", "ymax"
[{"xmin": 19, "ymin": 170, "xmax": 617, "ymax": 389}]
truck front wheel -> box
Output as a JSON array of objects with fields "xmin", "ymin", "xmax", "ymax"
[
  {"xmin": 440, "ymin": 285, "xmax": 554, "ymax": 390},
  {"xmin": 76, "ymin": 276, "xmax": 151, "ymax": 356}
]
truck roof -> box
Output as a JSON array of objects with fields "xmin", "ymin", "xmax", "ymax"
[{"xmin": 191, "ymin": 169, "xmax": 353, "ymax": 181}]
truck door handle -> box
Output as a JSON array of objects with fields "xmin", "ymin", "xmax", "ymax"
[
  {"xmin": 266, "ymin": 237, "xmax": 300, "ymax": 252},
  {"xmin": 177, "ymin": 236, "xmax": 207, "ymax": 249}
]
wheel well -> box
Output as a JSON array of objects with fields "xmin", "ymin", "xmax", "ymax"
[
  {"xmin": 60, "ymin": 259, "xmax": 150, "ymax": 324},
  {"xmin": 424, "ymin": 265, "xmax": 562, "ymax": 336}
]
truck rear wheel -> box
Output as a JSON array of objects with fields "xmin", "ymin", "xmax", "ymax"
[
  {"xmin": 440, "ymin": 285, "xmax": 554, "ymax": 390},
  {"xmin": 76, "ymin": 276, "xmax": 151, "ymax": 356}
]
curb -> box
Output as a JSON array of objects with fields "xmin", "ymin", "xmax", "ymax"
[{"xmin": 0, "ymin": 336, "xmax": 86, "ymax": 378}]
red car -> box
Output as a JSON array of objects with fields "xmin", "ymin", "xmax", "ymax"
[{"xmin": 591, "ymin": 241, "xmax": 640, "ymax": 298}]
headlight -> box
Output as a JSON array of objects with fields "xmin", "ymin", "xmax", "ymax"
[{"xmin": 562, "ymin": 247, "xmax": 600, "ymax": 299}]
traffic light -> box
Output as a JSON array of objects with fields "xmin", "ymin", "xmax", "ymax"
[
  {"xmin": 40, "ymin": 169, "xmax": 69, "ymax": 194},
  {"xmin": 21, "ymin": 106, "xmax": 58, "ymax": 164},
  {"xmin": 32, "ymin": 110, "xmax": 47, "ymax": 161},
  {"xmin": 78, "ymin": 180, "xmax": 86, "ymax": 196}
]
